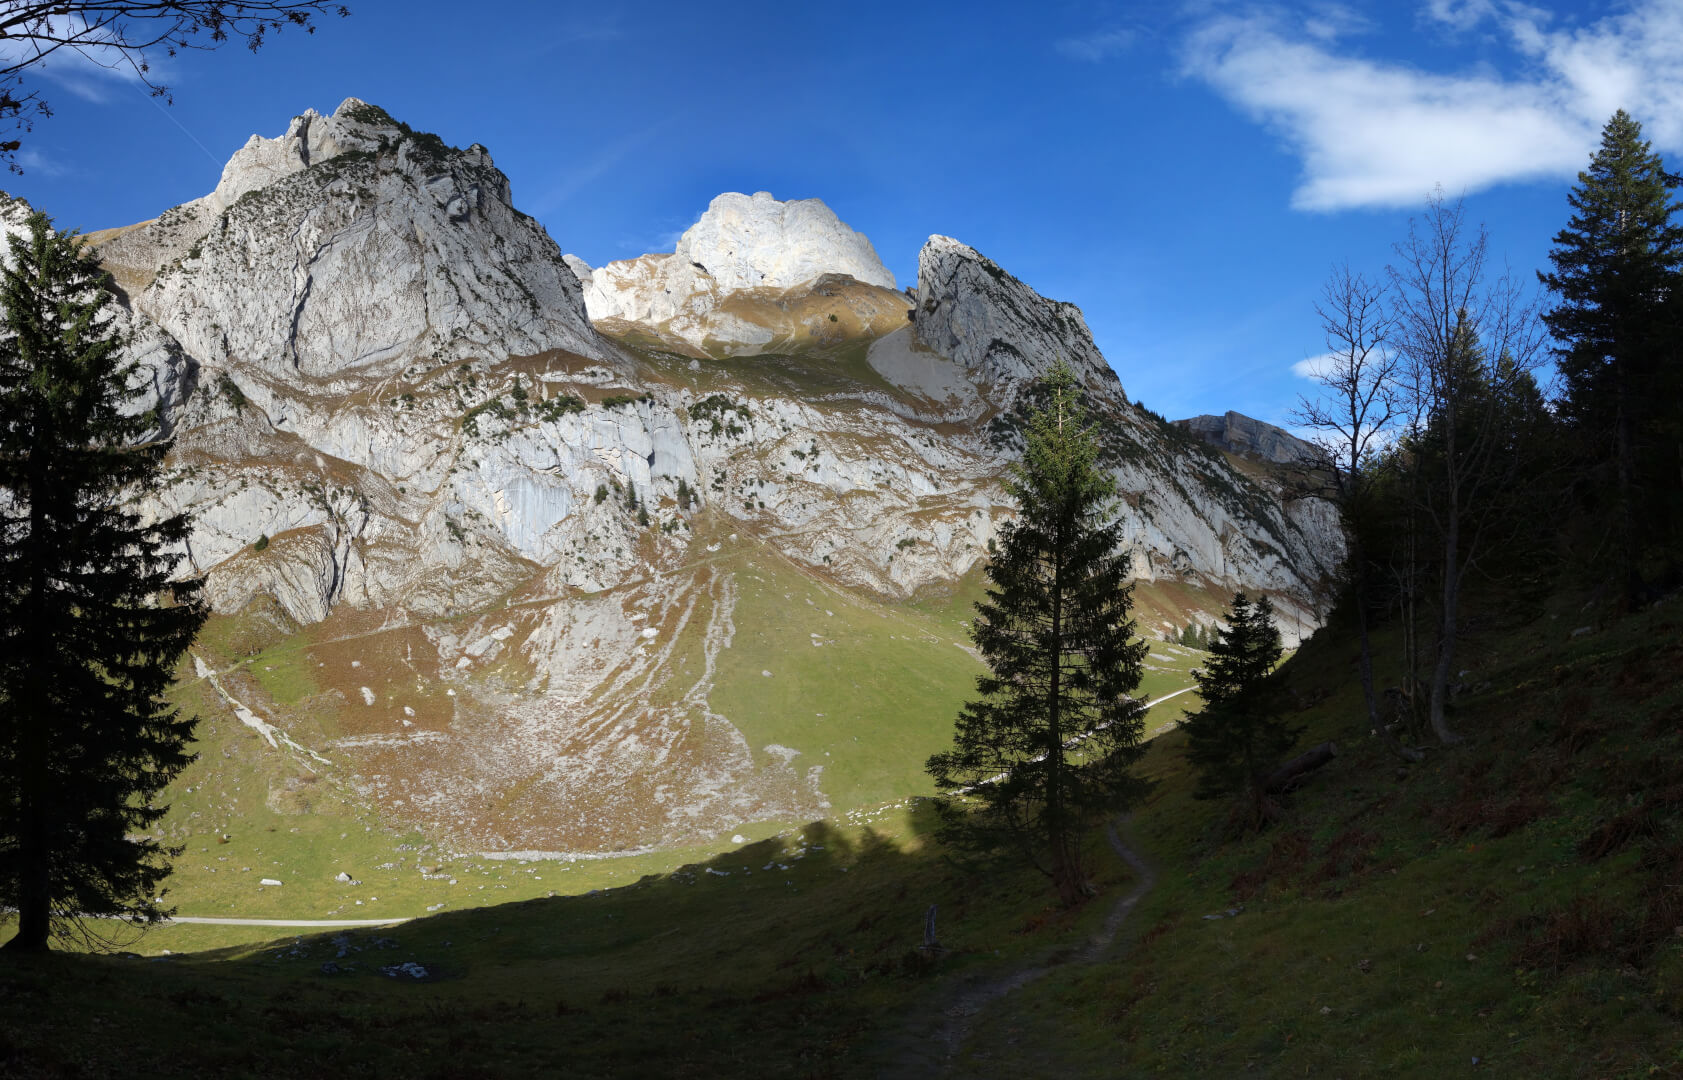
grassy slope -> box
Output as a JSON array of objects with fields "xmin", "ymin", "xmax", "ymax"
[
  {"xmin": 955, "ymin": 586, "xmax": 1683, "ymax": 1078},
  {"xmin": 100, "ymin": 539, "xmax": 1208, "ymax": 951},
  {"xmin": 0, "ymin": 803, "xmax": 1139, "ymax": 1079},
  {"xmin": 13, "ymin": 580, "xmax": 1673, "ymax": 1076}
]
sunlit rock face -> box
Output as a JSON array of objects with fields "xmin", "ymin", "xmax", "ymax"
[
  {"xmin": 912, "ymin": 234, "xmax": 1117, "ymax": 402},
  {"xmin": 39, "ymin": 100, "xmax": 1347, "ymax": 852},
  {"xmin": 569, "ymin": 191, "xmax": 901, "ymax": 354},
  {"xmin": 108, "ymin": 98, "xmax": 604, "ymax": 383},
  {"xmin": 71, "ymin": 98, "xmax": 1343, "ymax": 635},
  {"xmin": 1176, "ymin": 411, "xmax": 1317, "ymax": 465}
]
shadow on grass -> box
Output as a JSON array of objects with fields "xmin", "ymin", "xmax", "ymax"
[{"xmin": 0, "ymin": 799, "xmax": 1141, "ymax": 1079}]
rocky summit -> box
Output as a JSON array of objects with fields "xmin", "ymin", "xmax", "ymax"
[
  {"xmin": 7, "ymin": 101, "xmax": 1343, "ymax": 855},
  {"xmin": 568, "ymin": 190, "xmax": 904, "ymax": 355},
  {"xmin": 1175, "ymin": 410, "xmax": 1318, "ymax": 465}
]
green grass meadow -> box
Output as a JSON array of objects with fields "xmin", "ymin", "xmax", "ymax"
[{"xmin": 29, "ymin": 538, "xmax": 1683, "ymax": 1078}]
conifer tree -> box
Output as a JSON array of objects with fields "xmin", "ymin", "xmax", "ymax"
[
  {"xmin": 1540, "ymin": 110, "xmax": 1683, "ymax": 593},
  {"xmin": 0, "ymin": 213, "xmax": 206, "ymax": 951},
  {"xmin": 1181, "ymin": 593, "xmax": 1297, "ymax": 830},
  {"xmin": 927, "ymin": 364, "xmax": 1148, "ymax": 906}
]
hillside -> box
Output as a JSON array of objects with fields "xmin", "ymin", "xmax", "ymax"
[
  {"xmin": 2, "ymin": 577, "xmax": 1678, "ymax": 1077},
  {"xmin": 0, "ymin": 98, "xmax": 1342, "ymax": 868},
  {"xmin": 0, "ymin": 96, "xmax": 1377, "ymax": 1076}
]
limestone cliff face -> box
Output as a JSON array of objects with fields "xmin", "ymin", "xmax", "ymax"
[
  {"xmin": 912, "ymin": 235, "xmax": 1117, "ymax": 401},
  {"xmin": 7, "ymin": 101, "xmax": 1347, "ymax": 852},
  {"xmin": 66, "ymin": 106, "xmax": 1341, "ymax": 637},
  {"xmin": 897, "ymin": 234, "xmax": 1342, "ymax": 623},
  {"xmin": 103, "ymin": 98, "xmax": 606, "ymax": 384},
  {"xmin": 570, "ymin": 191, "xmax": 903, "ymax": 354},
  {"xmin": 1176, "ymin": 411, "xmax": 1316, "ymax": 465}
]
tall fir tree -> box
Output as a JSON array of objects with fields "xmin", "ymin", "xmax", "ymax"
[
  {"xmin": 1181, "ymin": 593, "xmax": 1298, "ymax": 830},
  {"xmin": 0, "ymin": 213, "xmax": 206, "ymax": 951},
  {"xmin": 927, "ymin": 363, "xmax": 1148, "ymax": 906},
  {"xmin": 1539, "ymin": 109, "xmax": 1683, "ymax": 592}
]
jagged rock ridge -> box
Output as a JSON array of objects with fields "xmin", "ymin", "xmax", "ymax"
[
  {"xmin": 11, "ymin": 100, "xmax": 1345, "ymax": 855},
  {"xmin": 100, "ymin": 97, "xmax": 606, "ymax": 384},
  {"xmin": 1176, "ymin": 411, "xmax": 1316, "ymax": 465}
]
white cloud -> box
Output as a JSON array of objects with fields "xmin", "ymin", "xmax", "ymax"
[
  {"xmin": 1291, "ymin": 351, "xmax": 1342, "ymax": 380},
  {"xmin": 1421, "ymin": 0, "xmax": 1502, "ymax": 31},
  {"xmin": 0, "ymin": 12, "xmax": 163, "ymax": 105},
  {"xmin": 1303, "ymin": 2, "xmax": 1375, "ymax": 42},
  {"xmin": 1055, "ymin": 28, "xmax": 1137, "ymax": 62},
  {"xmin": 15, "ymin": 149, "xmax": 68, "ymax": 177},
  {"xmin": 1183, "ymin": 0, "xmax": 1683, "ymax": 211}
]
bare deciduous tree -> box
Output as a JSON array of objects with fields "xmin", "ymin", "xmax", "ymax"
[
  {"xmin": 0, "ymin": 2, "xmax": 348, "ymax": 168},
  {"xmin": 1291, "ymin": 263, "xmax": 1421, "ymax": 759},
  {"xmin": 1389, "ymin": 191, "xmax": 1546, "ymax": 745}
]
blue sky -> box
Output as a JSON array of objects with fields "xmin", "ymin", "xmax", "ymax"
[{"xmin": 8, "ymin": 0, "xmax": 1680, "ymax": 429}]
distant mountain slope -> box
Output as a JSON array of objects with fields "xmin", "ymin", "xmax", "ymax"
[
  {"xmin": 9, "ymin": 99, "xmax": 1344, "ymax": 853},
  {"xmin": 1175, "ymin": 410, "xmax": 1316, "ymax": 465}
]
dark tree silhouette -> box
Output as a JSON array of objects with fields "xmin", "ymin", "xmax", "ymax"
[
  {"xmin": 1181, "ymin": 592, "xmax": 1298, "ymax": 830},
  {"xmin": 0, "ymin": 212, "xmax": 206, "ymax": 951},
  {"xmin": 1540, "ymin": 110, "xmax": 1683, "ymax": 597}
]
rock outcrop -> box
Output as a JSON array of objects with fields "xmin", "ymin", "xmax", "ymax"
[
  {"xmin": 571, "ymin": 191, "xmax": 903, "ymax": 355},
  {"xmin": 101, "ymin": 97, "xmax": 607, "ymax": 383},
  {"xmin": 27, "ymin": 99, "xmax": 1347, "ymax": 854},
  {"xmin": 0, "ymin": 193, "xmax": 193, "ymax": 438},
  {"xmin": 1176, "ymin": 411, "xmax": 1317, "ymax": 465},
  {"xmin": 912, "ymin": 235, "xmax": 1117, "ymax": 401}
]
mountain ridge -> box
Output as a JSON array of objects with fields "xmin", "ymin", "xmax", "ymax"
[{"xmin": 5, "ymin": 98, "xmax": 1342, "ymax": 853}]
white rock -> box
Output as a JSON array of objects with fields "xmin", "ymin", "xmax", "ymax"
[{"xmin": 581, "ymin": 191, "xmax": 896, "ymax": 350}]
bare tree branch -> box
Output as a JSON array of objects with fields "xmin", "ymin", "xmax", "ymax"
[{"xmin": 0, "ymin": 1, "xmax": 349, "ymax": 168}]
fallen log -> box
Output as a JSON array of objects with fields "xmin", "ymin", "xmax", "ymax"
[{"xmin": 1263, "ymin": 741, "xmax": 1339, "ymax": 793}]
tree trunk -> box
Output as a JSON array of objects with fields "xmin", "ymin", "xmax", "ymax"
[
  {"xmin": 1263, "ymin": 742, "xmax": 1340, "ymax": 793},
  {"xmin": 1614, "ymin": 368, "xmax": 1641, "ymax": 608},
  {"xmin": 4, "ymin": 805, "xmax": 50, "ymax": 951},
  {"xmin": 5, "ymin": 401, "xmax": 55, "ymax": 952},
  {"xmin": 1356, "ymin": 567, "xmax": 1378, "ymax": 730},
  {"xmin": 1047, "ymin": 512, "xmax": 1079, "ymax": 907},
  {"xmin": 1428, "ymin": 479, "xmax": 1463, "ymax": 745}
]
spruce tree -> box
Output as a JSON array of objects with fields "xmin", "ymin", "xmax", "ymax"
[
  {"xmin": 927, "ymin": 364, "xmax": 1148, "ymax": 906},
  {"xmin": 1540, "ymin": 110, "xmax": 1683, "ymax": 593},
  {"xmin": 0, "ymin": 213, "xmax": 206, "ymax": 951},
  {"xmin": 1181, "ymin": 593, "xmax": 1298, "ymax": 830}
]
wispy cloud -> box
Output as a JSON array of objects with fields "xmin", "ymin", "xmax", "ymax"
[
  {"xmin": 1421, "ymin": 0, "xmax": 1503, "ymax": 32},
  {"xmin": 1182, "ymin": 0, "xmax": 1683, "ymax": 211},
  {"xmin": 530, "ymin": 119, "xmax": 676, "ymax": 219},
  {"xmin": 14, "ymin": 148, "xmax": 68, "ymax": 177},
  {"xmin": 1291, "ymin": 351, "xmax": 1341, "ymax": 380},
  {"xmin": 1055, "ymin": 27, "xmax": 1137, "ymax": 62},
  {"xmin": 0, "ymin": 12, "xmax": 165, "ymax": 105},
  {"xmin": 1303, "ymin": 2, "xmax": 1375, "ymax": 42}
]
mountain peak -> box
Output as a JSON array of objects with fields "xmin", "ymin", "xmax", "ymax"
[
  {"xmin": 674, "ymin": 190, "xmax": 895, "ymax": 292},
  {"xmin": 1175, "ymin": 411, "xmax": 1316, "ymax": 465},
  {"xmin": 571, "ymin": 189, "xmax": 903, "ymax": 352},
  {"xmin": 912, "ymin": 234, "xmax": 1119, "ymax": 401}
]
